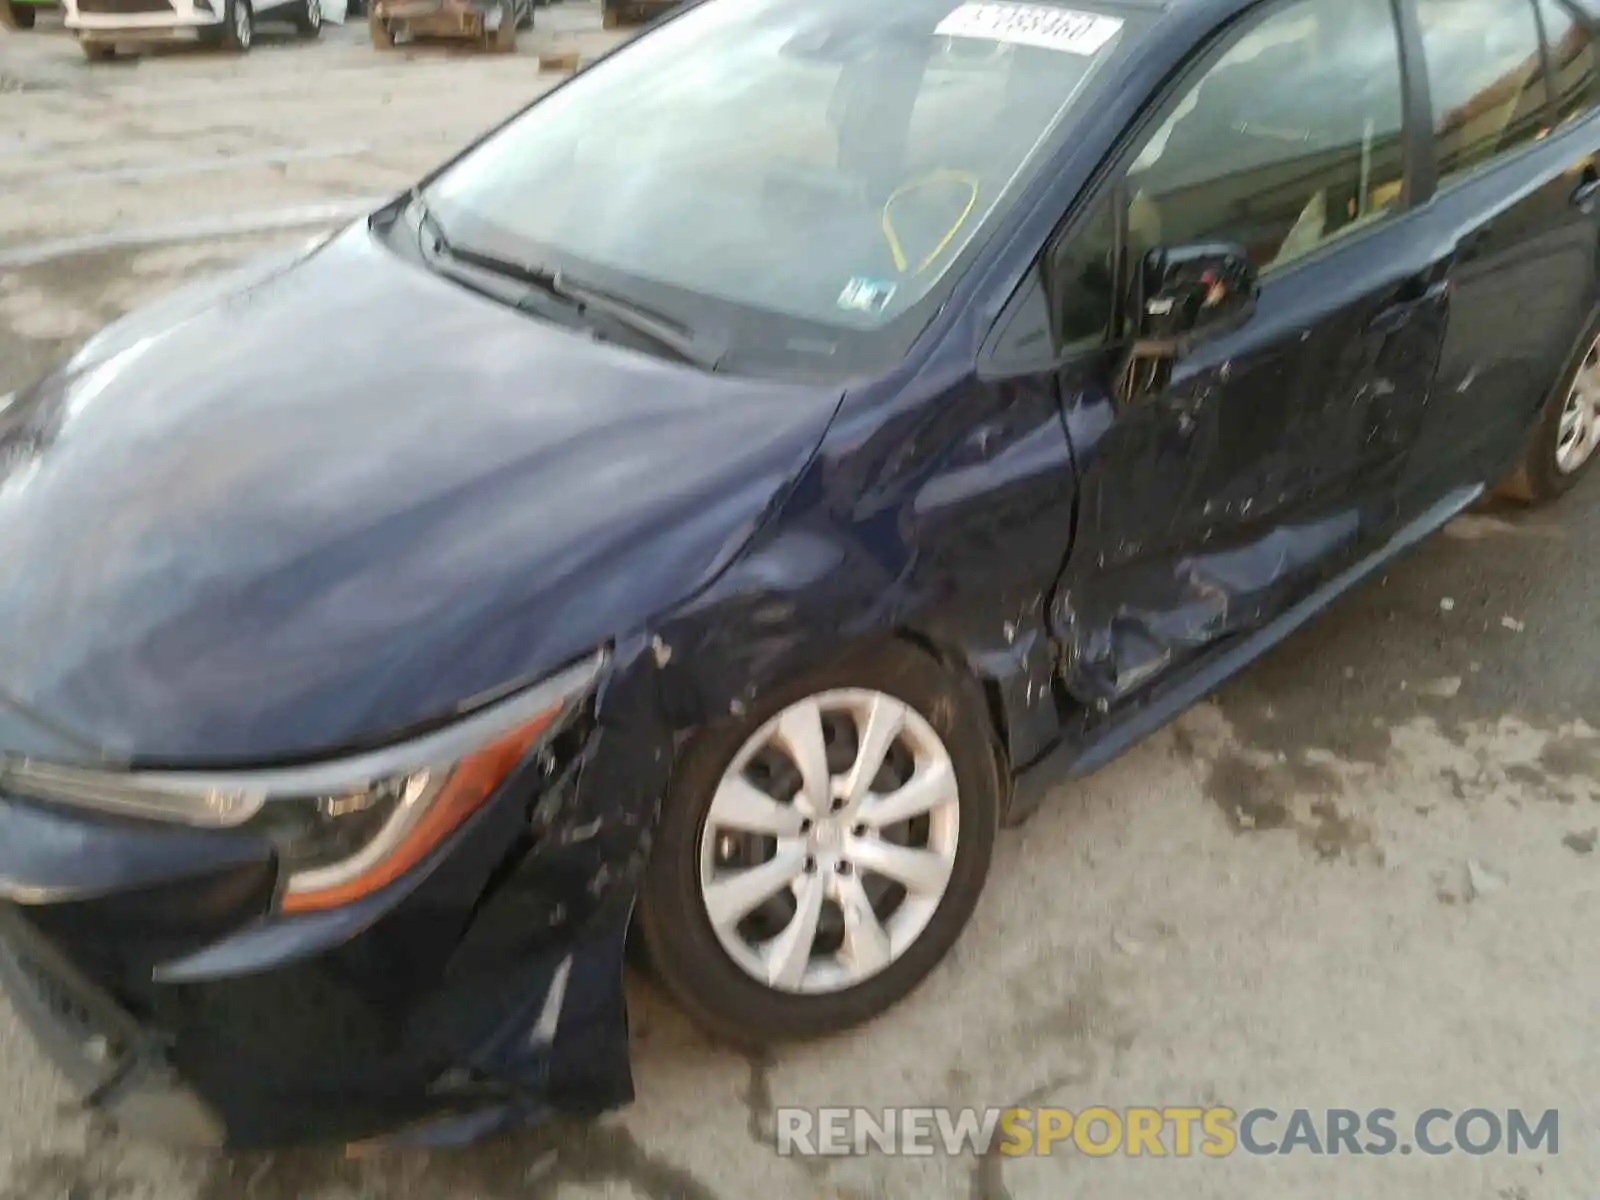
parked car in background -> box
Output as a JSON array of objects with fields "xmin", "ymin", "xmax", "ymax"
[
  {"xmin": 3, "ymin": 0, "xmax": 1600, "ymax": 1152},
  {"xmin": 63, "ymin": 0, "xmax": 326, "ymax": 59}
]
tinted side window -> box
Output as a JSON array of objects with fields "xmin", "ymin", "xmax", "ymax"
[
  {"xmin": 1123, "ymin": 0, "xmax": 1407, "ymax": 275},
  {"xmin": 1416, "ymin": 0, "xmax": 1551, "ymax": 183},
  {"xmin": 1537, "ymin": 0, "xmax": 1600, "ymax": 125}
]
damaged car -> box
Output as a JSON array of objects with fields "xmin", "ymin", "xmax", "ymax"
[{"xmin": 3, "ymin": 0, "xmax": 1600, "ymax": 1150}]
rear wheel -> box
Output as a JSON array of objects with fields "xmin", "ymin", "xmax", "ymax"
[
  {"xmin": 638, "ymin": 643, "xmax": 999, "ymax": 1047},
  {"xmin": 1498, "ymin": 316, "xmax": 1600, "ymax": 504},
  {"xmin": 4, "ymin": 3, "xmax": 37, "ymax": 29}
]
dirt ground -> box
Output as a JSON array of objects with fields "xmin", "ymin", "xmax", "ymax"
[{"xmin": 0, "ymin": 8, "xmax": 1596, "ymax": 1197}]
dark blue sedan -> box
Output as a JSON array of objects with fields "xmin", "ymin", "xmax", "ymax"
[{"xmin": 2, "ymin": 0, "xmax": 1598, "ymax": 1149}]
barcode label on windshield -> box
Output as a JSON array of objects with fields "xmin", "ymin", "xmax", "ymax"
[{"xmin": 936, "ymin": 3, "xmax": 1123, "ymax": 55}]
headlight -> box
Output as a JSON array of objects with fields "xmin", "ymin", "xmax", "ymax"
[{"xmin": 0, "ymin": 650, "xmax": 606, "ymax": 914}]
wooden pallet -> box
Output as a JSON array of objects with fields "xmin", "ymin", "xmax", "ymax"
[{"xmin": 600, "ymin": 0, "xmax": 675, "ymax": 29}]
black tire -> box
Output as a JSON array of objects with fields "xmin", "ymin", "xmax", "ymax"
[
  {"xmin": 292, "ymin": 0, "xmax": 320, "ymax": 35},
  {"xmin": 515, "ymin": 0, "xmax": 532, "ymax": 30},
  {"xmin": 6, "ymin": 3, "xmax": 37, "ymax": 28},
  {"xmin": 637, "ymin": 641, "xmax": 1000, "ymax": 1048},
  {"xmin": 217, "ymin": 0, "xmax": 251, "ymax": 50},
  {"xmin": 1498, "ymin": 312, "xmax": 1600, "ymax": 505}
]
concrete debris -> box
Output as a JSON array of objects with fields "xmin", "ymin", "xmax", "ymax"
[
  {"xmin": 1501, "ymin": 616, "xmax": 1526, "ymax": 633},
  {"xmin": 1112, "ymin": 931, "xmax": 1144, "ymax": 957},
  {"xmin": 1465, "ymin": 859, "xmax": 1508, "ymax": 900}
]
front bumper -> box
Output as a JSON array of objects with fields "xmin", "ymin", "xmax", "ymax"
[
  {"xmin": 0, "ymin": 666, "xmax": 670, "ymax": 1149},
  {"xmin": 64, "ymin": 0, "xmax": 223, "ymax": 36}
]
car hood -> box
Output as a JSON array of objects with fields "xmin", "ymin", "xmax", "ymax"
[{"xmin": 0, "ymin": 224, "xmax": 842, "ymax": 765}]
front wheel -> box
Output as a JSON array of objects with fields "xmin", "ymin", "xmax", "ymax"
[
  {"xmin": 216, "ymin": 0, "xmax": 251, "ymax": 50},
  {"xmin": 637, "ymin": 643, "xmax": 999, "ymax": 1047},
  {"xmin": 1499, "ymin": 315, "xmax": 1600, "ymax": 504},
  {"xmin": 292, "ymin": 0, "xmax": 320, "ymax": 36}
]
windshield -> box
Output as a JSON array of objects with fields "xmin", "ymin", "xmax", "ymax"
[{"xmin": 422, "ymin": 0, "xmax": 1143, "ymax": 376}]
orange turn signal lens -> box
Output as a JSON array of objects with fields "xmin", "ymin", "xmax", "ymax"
[{"xmin": 279, "ymin": 705, "xmax": 560, "ymax": 915}]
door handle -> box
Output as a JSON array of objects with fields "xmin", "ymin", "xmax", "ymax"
[
  {"xmin": 1457, "ymin": 226, "xmax": 1495, "ymax": 261},
  {"xmin": 1368, "ymin": 279, "xmax": 1450, "ymax": 336},
  {"xmin": 1573, "ymin": 176, "xmax": 1600, "ymax": 213}
]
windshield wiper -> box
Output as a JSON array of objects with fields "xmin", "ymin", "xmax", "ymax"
[{"xmin": 410, "ymin": 189, "xmax": 722, "ymax": 370}]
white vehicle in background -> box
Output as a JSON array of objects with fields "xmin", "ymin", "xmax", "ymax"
[{"xmin": 63, "ymin": 0, "xmax": 341, "ymax": 59}]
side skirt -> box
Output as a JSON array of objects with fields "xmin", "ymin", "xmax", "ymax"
[{"xmin": 1007, "ymin": 483, "xmax": 1484, "ymax": 824}]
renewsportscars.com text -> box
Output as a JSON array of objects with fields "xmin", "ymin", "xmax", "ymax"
[{"xmin": 776, "ymin": 1106, "xmax": 1560, "ymax": 1158}]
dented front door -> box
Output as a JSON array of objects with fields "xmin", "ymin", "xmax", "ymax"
[
  {"xmin": 1048, "ymin": 0, "xmax": 1446, "ymax": 705},
  {"xmin": 1054, "ymin": 219, "xmax": 1449, "ymax": 705}
]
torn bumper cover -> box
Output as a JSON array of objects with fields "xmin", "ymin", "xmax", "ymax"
[{"xmin": 0, "ymin": 658, "xmax": 669, "ymax": 1150}]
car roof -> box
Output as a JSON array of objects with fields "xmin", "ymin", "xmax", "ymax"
[{"xmin": 1091, "ymin": 0, "xmax": 1255, "ymax": 32}]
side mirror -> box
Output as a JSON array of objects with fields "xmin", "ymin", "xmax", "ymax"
[{"xmin": 1133, "ymin": 243, "xmax": 1258, "ymax": 356}]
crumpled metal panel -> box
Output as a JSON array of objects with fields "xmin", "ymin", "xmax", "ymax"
[{"xmin": 1060, "ymin": 510, "xmax": 1361, "ymax": 701}]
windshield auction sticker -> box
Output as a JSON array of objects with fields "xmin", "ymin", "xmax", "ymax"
[{"xmin": 935, "ymin": 2, "xmax": 1124, "ymax": 55}]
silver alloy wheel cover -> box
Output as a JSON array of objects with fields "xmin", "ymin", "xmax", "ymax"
[
  {"xmin": 234, "ymin": 0, "xmax": 250, "ymax": 43},
  {"xmin": 697, "ymin": 689, "xmax": 961, "ymax": 996},
  {"xmin": 306, "ymin": 0, "xmax": 319, "ymax": 26},
  {"xmin": 1557, "ymin": 334, "xmax": 1600, "ymax": 475}
]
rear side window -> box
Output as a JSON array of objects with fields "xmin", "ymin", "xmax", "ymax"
[
  {"xmin": 1415, "ymin": 0, "xmax": 1551, "ymax": 183},
  {"xmin": 1537, "ymin": 0, "xmax": 1600, "ymax": 125},
  {"xmin": 1121, "ymin": 0, "xmax": 1408, "ymax": 275}
]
